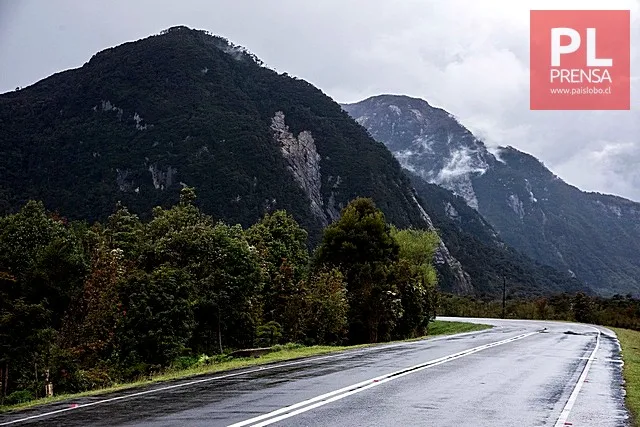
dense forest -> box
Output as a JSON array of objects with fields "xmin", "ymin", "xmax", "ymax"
[{"xmin": 0, "ymin": 189, "xmax": 439, "ymax": 405}]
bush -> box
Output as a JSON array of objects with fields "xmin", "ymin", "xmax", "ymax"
[
  {"xmin": 171, "ymin": 356, "xmax": 200, "ymax": 370},
  {"xmin": 67, "ymin": 368, "xmax": 114, "ymax": 392},
  {"xmin": 272, "ymin": 343, "xmax": 304, "ymax": 352},
  {"xmin": 5, "ymin": 390, "xmax": 34, "ymax": 405},
  {"xmin": 255, "ymin": 321, "xmax": 283, "ymax": 347}
]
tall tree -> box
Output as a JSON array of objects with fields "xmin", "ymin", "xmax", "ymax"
[
  {"xmin": 145, "ymin": 188, "xmax": 262, "ymax": 353},
  {"xmin": 314, "ymin": 198, "xmax": 401, "ymax": 344},
  {"xmin": 391, "ymin": 227, "xmax": 439, "ymax": 338},
  {"xmin": 246, "ymin": 211, "xmax": 309, "ymax": 343},
  {"xmin": 303, "ymin": 268, "xmax": 349, "ymax": 345},
  {"xmin": 0, "ymin": 201, "xmax": 88, "ymax": 399},
  {"xmin": 117, "ymin": 265, "xmax": 195, "ymax": 368}
]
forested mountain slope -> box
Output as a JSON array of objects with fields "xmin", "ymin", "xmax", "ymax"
[{"xmin": 0, "ymin": 27, "xmax": 427, "ymax": 243}]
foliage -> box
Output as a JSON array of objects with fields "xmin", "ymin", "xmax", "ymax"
[
  {"xmin": 255, "ymin": 321, "xmax": 283, "ymax": 347},
  {"xmin": 391, "ymin": 227, "xmax": 439, "ymax": 338},
  {"xmin": 0, "ymin": 193, "xmax": 443, "ymax": 404},
  {"xmin": 247, "ymin": 210, "xmax": 309, "ymax": 343},
  {"xmin": 303, "ymin": 268, "xmax": 349, "ymax": 345},
  {"xmin": 315, "ymin": 198, "xmax": 402, "ymax": 344},
  {"xmin": 4, "ymin": 390, "xmax": 33, "ymax": 405}
]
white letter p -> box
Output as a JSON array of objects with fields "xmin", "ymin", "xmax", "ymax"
[{"xmin": 551, "ymin": 28, "xmax": 581, "ymax": 67}]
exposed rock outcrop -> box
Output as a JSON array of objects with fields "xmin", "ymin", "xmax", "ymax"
[
  {"xmin": 271, "ymin": 111, "xmax": 327, "ymax": 226},
  {"xmin": 148, "ymin": 164, "xmax": 176, "ymax": 190}
]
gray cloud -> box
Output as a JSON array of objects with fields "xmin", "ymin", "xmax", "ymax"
[{"xmin": 1, "ymin": 0, "xmax": 639, "ymax": 200}]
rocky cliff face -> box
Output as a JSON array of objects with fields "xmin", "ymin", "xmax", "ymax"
[
  {"xmin": 271, "ymin": 111, "xmax": 326, "ymax": 226},
  {"xmin": 343, "ymin": 94, "xmax": 640, "ymax": 296}
]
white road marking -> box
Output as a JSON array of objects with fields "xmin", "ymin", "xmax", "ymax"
[
  {"xmin": 0, "ymin": 328, "xmax": 497, "ymax": 426},
  {"xmin": 553, "ymin": 326, "xmax": 602, "ymax": 427},
  {"xmin": 229, "ymin": 331, "xmax": 537, "ymax": 427}
]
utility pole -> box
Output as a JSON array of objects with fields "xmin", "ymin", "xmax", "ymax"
[{"xmin": 502, "ymin": 275, "xmax": 506, "ymax": 319}]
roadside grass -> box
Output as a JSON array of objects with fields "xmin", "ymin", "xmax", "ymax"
[
  {"xmin": 0, "ymin": 320, "xmax": 491, "ymax": 414},
  {"xmin": 612, "ymin": 327, "xmax": 640, "ymax": 426},
  {"xmin": 427, "ymin": 319, "xmax": 491, "ymax": 336}
]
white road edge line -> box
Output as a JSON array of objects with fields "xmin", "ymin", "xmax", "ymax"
[
  {"xmin": 228, "ymin": 331, "xmax": 537, "ymax": 427},
  {"xmin": 553, "ymin": 326, "xmax": 602, "ymax": 427},
  {"xmin": 0, "ymin": 327, "xmax": 498, "ymax": 426}
]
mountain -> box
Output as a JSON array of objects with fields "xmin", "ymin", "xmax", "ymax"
[
  {"xmin": 343, "ymin": 94, "xmax": 640, "ymax": 297},
  {"xmin": 0, "ymin": 27, "xmax": 475, "ymax": 292},
  {"xmin": 0, "ymin": 27, "xmax": 430, "ymax": 235},
  {"xmin": 410, "ymin": 174, "xmax": 584, "ymax": 296}
]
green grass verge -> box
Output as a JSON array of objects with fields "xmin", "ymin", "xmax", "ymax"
[
  {"xmin": 427, "ymin": 320, "xmax": 491, "ymax": 336},
  {"xmin": 0, "ymin": 320, "xmax": 491, "ymax": 414},
  {"xmin": 612, "ymin": 327, "xmax": 640, "ymax": 426}
]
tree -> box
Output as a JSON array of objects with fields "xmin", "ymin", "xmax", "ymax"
[
  {"xmin": 246, "ymin": 211, "xmax": 309, "ymax": 343},
  {"xmin": 314, "ymin": 198, "xmax": 401, "ymax": 344},
  {"xmin": 0, "ymin": 201, "xmax": 87, "ymax": 399},
  {"xmin": 118, "ymin": 265, "xmax": 195, "ymax": 368},
  {"xmin": 391, "ymin": 227, "xmax": 439, "ymax": 338},
  {"xmin": 304, "ymin": 268, "xmax": 349, "ymax": 345},
  {"xmin": 104, "ymin": 203, "xmax": 146, "ymax": 261},
  {"xmin": 144, "ymin": 188, "xmax": 262, "ymax": 353},
  {"xmin": 193, "ymin": 222, "xmax": 263, "ymax": 352},
  {"xmin": 573, "ymin": 292, "xmax": 595, "ymax": 323},
  {"xmin": 60, "ymin": 239, "xmax": 124, "ymax": 369}
]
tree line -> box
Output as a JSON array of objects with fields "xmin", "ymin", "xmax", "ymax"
[
  {"xmin": 439, "ymin": 292, "xmax": 640, "ymax": 329},
  {"xmin": 0, "ymin": 189, "xmax": 439, "ymax": 405}
]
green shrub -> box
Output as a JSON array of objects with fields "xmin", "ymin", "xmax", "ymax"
[
  {"xmin": 272, "ymin": 343, "xmax": 304, "ymax": 352},
  {"xmin": 172, "ymin": 356, "xmax": 199, "ymax": 370},
  {"xmin": 5, "ymin": 390, "xmax": 34, "ymax": 405}
]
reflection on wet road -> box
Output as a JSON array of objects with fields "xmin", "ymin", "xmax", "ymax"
[{"xmin": 0, "ymin": 318, "xmax": 629, "ymax": 427}]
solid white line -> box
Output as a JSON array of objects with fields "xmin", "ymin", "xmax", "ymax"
[
  {"xmin": 553, "ymin": 327, "xmax": 602, "ymax": 427},
  {"xmin": 228, "ymin": 331, "xmax": 537, "ymax": 427},
  {"xmin": 0, "ymin": 328, "xmax": 496, "ymax": 426}
]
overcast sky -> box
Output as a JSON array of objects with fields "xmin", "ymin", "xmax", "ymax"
[{"xmin": 1, "ymin": 0, "xmax": 639, "ymax": 201}]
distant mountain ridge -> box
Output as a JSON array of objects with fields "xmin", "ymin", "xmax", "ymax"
[
  {"xmin": 409, "ymin": 174, "xmax": 584, "ymax": 297},
  {"xmin": 343, "ymin": 94, "xmax": 640, "ymax": 296}
]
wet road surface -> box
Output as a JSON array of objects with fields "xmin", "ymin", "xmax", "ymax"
[{"xmin": 0, "ymin": 318, "xmax": 629, "ymax": 426}]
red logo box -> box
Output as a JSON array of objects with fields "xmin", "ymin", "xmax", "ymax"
[{"xmin": 530, "ymin": 10, "xmax": 630, "ymax": 110}]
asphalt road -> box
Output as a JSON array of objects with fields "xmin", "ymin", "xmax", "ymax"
[{"xmin": 0, "ymin": 318, "xmax": 629, "ymax": 427}]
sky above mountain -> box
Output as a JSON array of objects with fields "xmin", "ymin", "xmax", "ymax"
[{"xmin": 1, "ymin": 0, "xmax": 639, "ymax": 201}]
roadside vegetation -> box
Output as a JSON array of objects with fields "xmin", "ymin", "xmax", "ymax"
[
  {"xmin": 612, "ymin": 328, "xmax": 640, "ymax": 426},
  {"xmin": 0, "ymin": 189, "xmax": 444, "ymax": 408},
  {"xmin": 0, "ymin": 320, "xmax": 489, "ymax": 413},
  {"xmin": 439, "ymin": 292, "xmax": 640, "ymax": 330}
]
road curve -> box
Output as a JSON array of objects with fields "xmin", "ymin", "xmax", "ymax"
[{"xmin": 0, "ymin": 318, "xmax": 629, "ymax": 427}]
